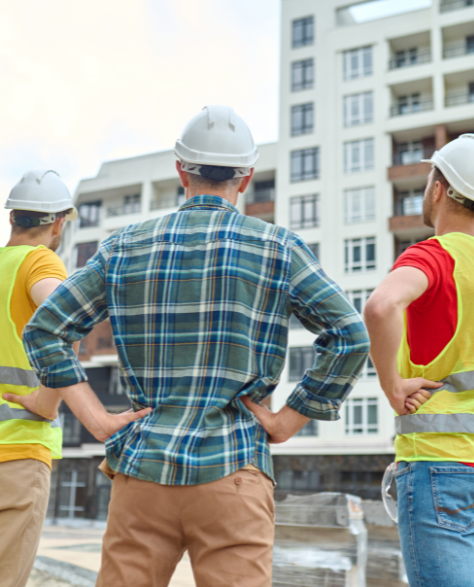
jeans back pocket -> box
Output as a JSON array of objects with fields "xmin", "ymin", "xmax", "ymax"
[{"xmin": 430, "ymin": 465, "xmax": 474, "ymax": 533}]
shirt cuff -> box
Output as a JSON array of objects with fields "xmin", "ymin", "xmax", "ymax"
[
  {"xmin": 37, "ymin": 358, "xmax": 88, "ymax": 389},
  {"xmin": 286, "ymin": 384, "xmax": 341, "ymax": 421}
]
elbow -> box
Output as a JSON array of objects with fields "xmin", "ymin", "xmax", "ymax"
[{"xmin": 364, "ymin": 296, "xmax": 396, "ymax": 325}]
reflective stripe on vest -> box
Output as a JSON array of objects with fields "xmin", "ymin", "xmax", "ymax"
[
  {"xmin": 0, "ymin": 402, "xmax": 60, "ymax": 428},
  {"xmin": 0, "ymin": 365, "xmax": 40, "ymax": 388},
  {"xmin": 437, "ymin": 371, "xmax": 474, "ymax": 394},
  {"xmin": 396, "ymin": 413, "xmax": 474, "ymax": 434}
]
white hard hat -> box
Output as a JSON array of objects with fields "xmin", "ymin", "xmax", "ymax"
[
  {"xmin": 5, "ymin": 169, "xmax": 77, "ymax": 221},
  {"xmin": 174, "ymin": 105, "xmax": 259, "ymax": 178},
  {"xmin": 422, "ymin": 134, "xmax": 474, "ymax": 203}
]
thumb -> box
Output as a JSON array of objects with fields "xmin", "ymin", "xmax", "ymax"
[
  {"xmin": 127, "ymin": 407, "xmax": 152, "ymax": 422},
  {"xmin": 420, "ymin": 379, "xmax": 444, "ymax": 390},
  {"xmin": 240, "ymin": 396, "xmax": 271, "ymax": 420},
  {"xmin": 2, "ymin": 393, "xmax": 26, "ymax": 406}
]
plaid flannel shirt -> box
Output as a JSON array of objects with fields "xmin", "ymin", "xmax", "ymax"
[{"xmin": 24, "ymin": 195, "xmax": 369, "ymax": 485}]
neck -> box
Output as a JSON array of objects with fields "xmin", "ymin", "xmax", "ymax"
[
  {"xmin": 6, "ymin": 233, "xmax": 51, "ymax": 248},
  {"xmin": 186, "ymin": 187, "xmax": 239, "ymax": 207},
  {"xmin": 434, "ymin": 212, "xmax": 474, "ymax": 238}
]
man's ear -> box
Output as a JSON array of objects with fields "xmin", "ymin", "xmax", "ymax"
[
  {"xmin": 176, "ymin": 161, "xmax": 189, "ymax": 188},
  {"xmin": 52, "ymin": 217, "xmax": 65, "ymax": 236},
  {"xmin": 433, "ymin": 181, "xmax": 445, "ymax": 204},
  {"xmin": 9, "ymin": 211, "xmax": 14, "ymax": 226},
  {"xmin": 238, "ymin": 168, "xmax": 255, "ymax": 194}
]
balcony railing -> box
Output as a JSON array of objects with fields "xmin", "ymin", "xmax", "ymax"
[
  {"xmin": 107, "ymin": 202, "xmax": 141, "ymax": 217},
  {"xmin": 246, "ymin": 188, "xmax": 275, "ymax": 205},
  {"xmin": 150, "ymin": 198, "xmax": 177, "ymax": 211},
  {"xmin": 390, "ymin": 97, "xmax": 433, "ymax": 117},
  {"xmin": 393, "ymin": 147, "xmax": 435, "ymax": 166},
  {"xmin": 440, "ymin": 0, "xmax": 474, "ymax": 12},
  {"xmin": 443, "ymin": 40, "xmax": 474, "ymax": 59},
  {"xmin": 389, "ymin": 48, "xmax": 431, "ymax": 70},
  {"xmin": 394, "ymin": 197, "xmax": 423, "ymax": 217},
  {"xmin": 446, "ymin": 90, "xmax": 474, "ymax": 107}
]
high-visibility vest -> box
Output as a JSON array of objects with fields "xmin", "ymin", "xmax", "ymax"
[
  {"xmin": 395, "ymin": 233, "xmax": 474, "ymax": 462},
  {"xmin": 0, "ymin": 245, "xmax": 62, "ymax": 458}
]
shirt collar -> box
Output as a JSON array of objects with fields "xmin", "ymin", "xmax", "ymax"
[{"xmin": 178, "ymin": 195, "xmax": 239, "ymax": 215}]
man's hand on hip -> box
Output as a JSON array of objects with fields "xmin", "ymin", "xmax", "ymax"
[
  {"xmin": 386, "ymin": 377, "xmax": 443, "ymax": 415},
  {"xmin": 3, "ymin": 385, "xmax": 61, "ymax": 420},
  {"xmin": 240, "ymin": 396, "xmax": 310, "ymax": 444}
]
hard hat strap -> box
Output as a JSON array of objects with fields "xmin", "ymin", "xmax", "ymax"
[
  {"xmin": 447, "ymin": 187, "xmax": 474, "ymax": 211},
  {"xmin": 13, "ymin": 213, "xmax": 57, "ymax": 228},
  {"xmin": 180, "ymin": 160, "xmax": 251, "ymax": 178}
]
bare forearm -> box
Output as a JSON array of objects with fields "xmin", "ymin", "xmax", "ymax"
[
  {"xmin": 35, "ymin": 386, "xmax": 62, "ymax": 419},
  {"xmin": 364, "ymin": 303, "xmax": 404, "ymax": 397},
  {"xmin": 57, "ymin": 382, "xmax": 112, "ymax": 442}
]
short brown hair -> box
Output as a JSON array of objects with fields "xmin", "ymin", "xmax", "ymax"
[{"xmin": 433, "ymin": 167, "xmax": 474, "ymax": 217}]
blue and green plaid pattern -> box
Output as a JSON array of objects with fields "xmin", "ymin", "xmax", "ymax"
[{"xmin": 24, "ymin": 195, "xmax": 369, "ymax": 485}]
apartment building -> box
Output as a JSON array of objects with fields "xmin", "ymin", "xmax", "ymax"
[{"xmin": 49, "ymin": 0, "xmax": 474, "ymax": 520}]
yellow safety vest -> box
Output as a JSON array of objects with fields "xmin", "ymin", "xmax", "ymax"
[
  {"xmin": 0, "ymin": 245, "xmax": 62, "ymax": 458},
  {"xmin": 395, "ymin": 232, "xmax": 474, "ymax": 462}
]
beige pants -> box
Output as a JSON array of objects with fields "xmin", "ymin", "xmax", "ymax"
[
  {"xmin": 0, "ymin": 459, "xmax": 50, "ymax": 587},
  {"xmin": 96, "ymin": 468, "xmax": 275, "ymax": 587}
]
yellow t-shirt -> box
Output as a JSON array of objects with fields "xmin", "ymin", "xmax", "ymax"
[{"xmin": 0, "ymin": 247, "xmax": 67, "ymax": 468}]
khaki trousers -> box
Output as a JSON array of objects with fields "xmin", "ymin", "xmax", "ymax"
[
  {"xmin": 0, "ymin": 459, "xmax": 50, "ymax": 587},
  {"xmin": 96, "ymin": 468, "xmax": 275, "ymax": 587}
]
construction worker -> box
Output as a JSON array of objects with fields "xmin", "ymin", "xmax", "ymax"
[
  {"xmin": 21, "ymin": 105, "xmax": 369, "ymax": 587},
  {"xmin": 0, "ymin": 170, "xmax": 74, "ymax": 587},
  {"xmin": 365, "ymin": 134, "xmax": 474, "ymax": 587}
]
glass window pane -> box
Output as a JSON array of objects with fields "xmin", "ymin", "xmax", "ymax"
[
  {"xmin": 353, "ymin": 405, "xmax": 363, "ymax": 425},
  {"xmin": 368, "ymin": 403, "xmax": 378, "ymax": 426}
]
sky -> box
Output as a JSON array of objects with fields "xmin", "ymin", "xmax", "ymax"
[
  {"xmin": 0, "ymin": 0, "xmax": 433, "ymax": 246},
  {"xmin": 0, "ymin": 0, "xmax": 280, "ymax": 245}
]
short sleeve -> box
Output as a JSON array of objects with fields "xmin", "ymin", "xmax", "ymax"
[
  {"xmin": 392, "ymin": 240, "xmax": 448, "ymax": 292},
  {"xmin": 22, "ymin": 248, "xmax": 68, "ymax": 296}
]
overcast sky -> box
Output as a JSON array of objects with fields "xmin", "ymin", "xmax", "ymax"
[
  {"xmin": 0, "ymin": 0, "xmax": 280, "ymax": 244},
  {"xmin": 0, "ymin": 0, "xmax": 432, "ymax": 246}
]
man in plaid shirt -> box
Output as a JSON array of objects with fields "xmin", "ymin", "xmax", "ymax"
[{"xmin": 22, "ymin": 106, "xmax": 369, "ymax": 587}]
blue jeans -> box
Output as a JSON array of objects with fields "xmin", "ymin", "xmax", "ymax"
[{"xmin": 395, "ymin": 461, "xmax": 474, "ymax": 587}]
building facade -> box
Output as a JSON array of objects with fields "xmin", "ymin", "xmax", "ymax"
[{"xmin": 49, "ymin": 0, "xmax": 474, "ymax": 520}]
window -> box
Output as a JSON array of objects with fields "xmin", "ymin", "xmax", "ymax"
[
  {"xmin": 95, "ymin": 471, "xmax": 112, "ymax": 521},
  {"xmin": 364, "ymin": 357, "xmax": 377, "ymax": 379},
  {"xmin": 291, "ymin": 103, "xmax": 314, "ymax": 135},
  {"xmin": 295, "ymin": 420, "xmax": 319, "ymax": 436},
  {"xmin": 60, "ymin": 413, "xmax": 81, "ymax": 444},
  {"xmin": 291, "ymin": 147, "xmax": 320, "ymax": 181},
  {"xmin": 469, "ymin": 82, "xmax": 474, "ymax": 102},
  {"xmin": 292, "ymin": 16, "xmax": 314, "ymax": 48},
  {"xmin": 277, "ymin": 469, "xmax": 320, "ymax": 492},
  {"xmin": 124, "ymin": 193, "xmax": 141, "ymax": 214},
  {"xmin": 395, "ymin": 48, "xmax": 418, "ymax": 68},
  {"xmin": 307, "ymin": 242, "xmax": 320, "ymax": 259},
  {"xmin": 467, "ymin": 35, "xmax": 474, "ymax": 54},
  {"xmin": 289, "ymin": 346, "xmax": 315, "ymax": 382},
  {"xmin": 397, "ymin": 93, "xmax": 420, "ymax": 115},
  {"xmin": 345, "ymin": 398, "xmax": 378, "ymax": 435},
  {"xmin": 290, "ymin": 195, "xmax": 319, "ymax": 229},
  {"xmin": 253, "ymin": 180, "xmax": 275, "ymax": 203},
  {"xmin": 346, "ymin": 289, "xmax": 373, "ymax": 315},
  {"xmin": 78, "ymin": 201, "xmax": 101, "ymax": 228},
  {"xmin": 395, "ymin": 141, "xmax": 423, "ymax": 166},
  {"xmin": 58, "ymin": 468, "xmax": 86, "ymax": 519},
  {"xmin": 344, "ymin": 187, "xmax": 375, "ymax": 223},
  {"xmin": 396, "ymin": 238, "xmax": 424, "ymax": 259},
  {"xmin": 345, "ymin": 237, "xmax": 376, "ymax": 273},
  {"xmin": 344, "ymin": 139, "xmax": 374, "ymax": 173},
  {"xmin": 292, "ymin": 59, "xmax": 314, "ymax": 91},
  {"xmin": 109, "ymin": 367, "xmax": 125, "ymax": 395},
  {"xmin": 75, "ymin": 241, "xmax": 98, "ymax": 268},
  {"xmin": 397, "ymin": 189, "xmax": 424, "ymax": 216},
  {"xmin": 343, "ymin": 46, "xmax": 372, "ymax": 80},
  {"xmin": 344, "ymin": 92, "xmax": 373, "ymax": 126},
  {"xmin": 176, "ymin": 186, "xmax": 185, "ymax": 207}
]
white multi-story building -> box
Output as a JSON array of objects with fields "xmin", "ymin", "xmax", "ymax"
[{"xmin": 52, "ymin": 0, "xmax": 474, "ymax": 519}]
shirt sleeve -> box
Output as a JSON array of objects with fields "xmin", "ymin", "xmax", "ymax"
[
  {"xmin": 22, "ymin": 248, "xmax": 68, "ymax": 304},
  {"xmin": 391, "ymin": 240, "xmax": 446, "ymax": 291},
  {"xmin": 23, "ymin": 236, "xmax": 116, "ymax": 389},
  {"xmin": 286, "ymin": 235, "xmax": 370, "ymax": 421}
]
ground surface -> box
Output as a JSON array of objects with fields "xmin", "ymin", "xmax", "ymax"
[{"xmin": 26, "ymin": 525, "xmax": 196, "ymax": 587}]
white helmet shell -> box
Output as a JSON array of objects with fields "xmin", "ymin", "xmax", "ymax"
[
  {"xmin": 174, "ymin": 105, "xmax": 259, "ymax": 172},
  {"xmin": 5, "ymin": 169, "xmax": 77, "ymax": 220},
  {"xmin": 422, "ymin": 134, "xmax": 474, "ymax": 202}
]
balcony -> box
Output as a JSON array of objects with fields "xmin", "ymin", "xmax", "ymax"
[
  {"xmin": 446, "ymin": 89, "xmax": 474, "ymax": 107},
  {"xmin": 390, "ymin": 96, "xmax": 433, "ymax": 117},
  {"xmin": 444, "ymin": 38, "xmax": 474, "ymax": 59},
  {"xmin": 150, "ymin": 198, "xmax": 177, "ymax": 211},
  {"xmin": 245, "ymin": 180, "xmax": 275, "ymax": 221},
  {"xmin": 440, "ymin": 0, "xmax": 474, "ymax": 13},
  {"xmin": 389, "ymin": 48, "xmax": 431, "ymax": 70},
  {"xmin": 107, "ymin": 201, "xmax": 141, "ymax": 217},
  {"xmin": 389, "ymin": 189, "xmax": 433, "ymax": 241}
]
